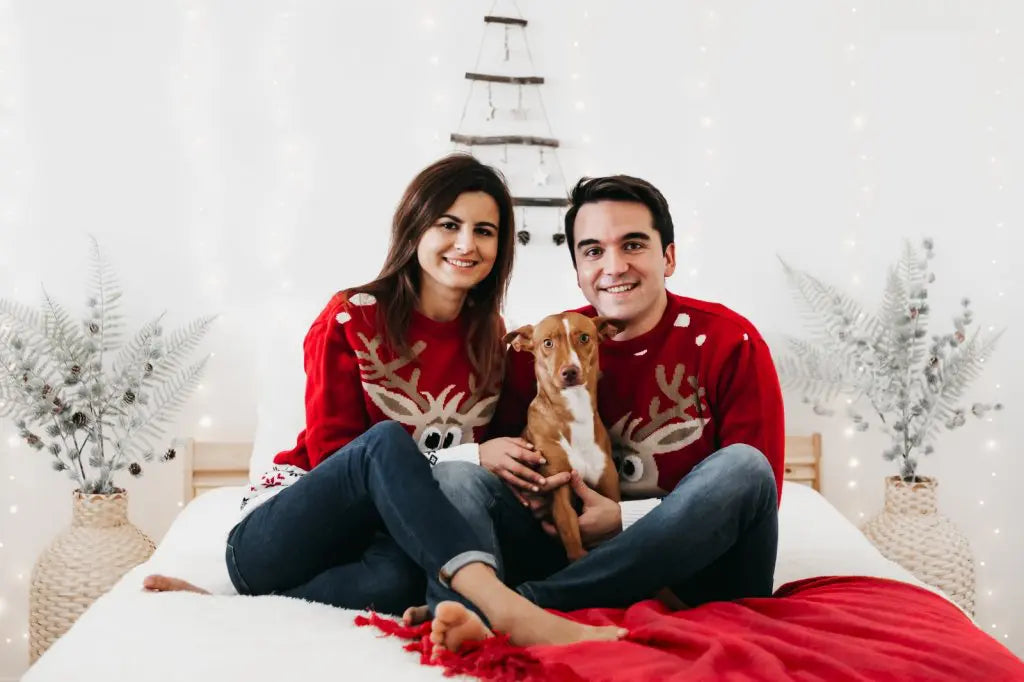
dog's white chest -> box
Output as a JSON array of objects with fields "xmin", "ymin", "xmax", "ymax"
[{"xmin": 557, "ymin": 386, "xmax": 607, "ymax": 487}]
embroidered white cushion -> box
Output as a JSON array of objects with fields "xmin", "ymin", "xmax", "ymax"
[{"xmin": 248, "ymin": 295, "xmax": 325, "ymax": 484}]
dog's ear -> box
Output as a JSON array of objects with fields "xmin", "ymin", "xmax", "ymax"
[
  {"xmin": 503, "ymin": 325, "xmax": 535, "ymax": 353},
  {"xmin": 593, "ymin": 316, "xmax": 625, "ymax": 341}
]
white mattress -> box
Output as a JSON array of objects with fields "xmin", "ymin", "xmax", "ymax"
[{"xmin": 23, "ymin": 482, "xmax": 947, "ymax": 682}]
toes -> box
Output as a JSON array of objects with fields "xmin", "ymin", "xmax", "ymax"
[
  {"xmin": 403, "ymin": 605, "xmax": 429, "ymax": 626},
  {"xmin": 433, "ymin": 601, "xmax": 464, "ymax": 626},
  {"xmin": 430, "ymin": 618, "xmax": 448, "ymax": 643}
]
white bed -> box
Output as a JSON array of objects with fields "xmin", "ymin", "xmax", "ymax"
[
  {"xmin": 18, "ymin": 303, "xmax": 958, "ymax": 679},
  {"xmin": 22, "ymin": 478, "xmax": 948, "ymax": 682}
]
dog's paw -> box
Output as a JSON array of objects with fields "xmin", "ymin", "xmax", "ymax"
[{"xmin": 567, "ymin": 547, "xmax": 589, "ymax": 562}]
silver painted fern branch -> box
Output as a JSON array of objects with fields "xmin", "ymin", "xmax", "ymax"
[
  {"xmin": 777, "ymin": 238, "xmax": 1003, "ymax": 481},
  {"xmin": 0, "ymin": 238, "xmax": 214, "ymax": 494}
]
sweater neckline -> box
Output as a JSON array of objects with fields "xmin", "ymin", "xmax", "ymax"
[
  {"xmin": 410, "ymin": 307, "xmax": 465, "ymax": 339},
  {"xmin": 600, "ymin": 293, "xmax": 680, "ymax": 357}
]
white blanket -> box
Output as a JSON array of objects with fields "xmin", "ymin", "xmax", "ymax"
[{"xmin": 22, "ymin": 482, "xmax": 945, "ymax": 682}]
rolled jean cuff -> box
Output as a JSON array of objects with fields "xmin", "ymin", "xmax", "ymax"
[{"xmin": 438, "ymin": 550, "xmax": 498, "ymax": 588}]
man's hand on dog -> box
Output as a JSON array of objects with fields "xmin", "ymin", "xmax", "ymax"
[
  {"xmin": 480, "ymin": 437, "xmax": 557, "ymax": 498},
  {"xmin": 539, "ymin": 471, "xmax": 623, "ymax": 548}
]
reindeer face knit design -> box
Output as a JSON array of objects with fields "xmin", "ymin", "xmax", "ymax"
[
  {"xmin": 275, "ymin": 291, "xmax": 499, "ymax": 470},
  {"xmin": 355, "ymin": 331, "xmax": 497, "ymax": 458},
  {"xmin": 240, "ymin": 292, "xmax": 500, "ymax": 514}
]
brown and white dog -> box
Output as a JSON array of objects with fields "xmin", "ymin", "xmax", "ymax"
[{"xmin": 504, "ymin": 312, "xmax": 624, "ymax": 561}]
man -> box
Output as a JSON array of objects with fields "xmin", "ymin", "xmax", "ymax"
[{"xmin": 433, "ymin": 174, "xmax": 785, "ymax": 612}]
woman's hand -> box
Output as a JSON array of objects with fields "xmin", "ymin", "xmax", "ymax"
[{"xmin": 479, "ymin": 437, "xmax": 548, "ymax": 497}]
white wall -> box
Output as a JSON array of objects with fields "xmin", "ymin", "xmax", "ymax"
[{"xmin": 1, "ymin": 0, "xmax": 1021, "ymax": 676}]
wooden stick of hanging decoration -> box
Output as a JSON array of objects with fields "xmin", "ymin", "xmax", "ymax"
[{"xmin": 449, "ymin": 12, "xmax": 571, "ymax": 247}]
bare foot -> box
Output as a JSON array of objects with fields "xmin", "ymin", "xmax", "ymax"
[
  {"xmin": 430, "ymin": 601, "xmax": 492, "ymax": 657},
  {"xmin": 142, "ymin": 575, "xmax": 210, "ymax": 594},
  {"xmin": 402, "ymin": 604, "xmax": 431, "ymax": 626},
  {"xmin": 430, "ymin": 600, "xmax": 626, "ymax": 654}
]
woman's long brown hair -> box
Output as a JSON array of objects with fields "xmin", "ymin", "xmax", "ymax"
[{"xmin": 347, "ymin": 154, "xmax": 516, "ymax": 390}]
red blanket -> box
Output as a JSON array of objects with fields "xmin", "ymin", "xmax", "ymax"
[{"xmin": 356, "ymin": 576, "xmax": 1024, "ymax": 681}]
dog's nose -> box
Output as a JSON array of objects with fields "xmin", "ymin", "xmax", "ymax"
[{"xmin": 560, "ymin": 366, "xmax": 580, "ymax": 385}]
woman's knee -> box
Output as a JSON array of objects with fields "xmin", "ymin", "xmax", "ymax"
[
  {"xmin": 359, "ymin": 420, "xmax": 423, "ymax": 466},
  {"xmin": 365, "ymin": 420, "xmax": 412, "ymax": 443},
  {"xmin": 318, "ymin": 421, "xmax": 416, "ymax": 473}
]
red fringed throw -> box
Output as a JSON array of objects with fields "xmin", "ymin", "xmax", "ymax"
[
  {"xmin": 356, "ymin": 577, "xmax": 1024, "ymax": 681},
  {"xmin": 353, "ymin": 612, "xmax": 582, "ymax": 681}
]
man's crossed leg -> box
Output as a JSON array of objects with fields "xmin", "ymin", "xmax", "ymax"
[{"xmin": 433, "ymin": 443, "xmax": 779, "ymax": 612}]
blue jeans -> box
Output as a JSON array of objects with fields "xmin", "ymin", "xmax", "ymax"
[
  {"xmin": 433, "ymin": 443, "xmax": 778, "ymax": 611},
  {"xmin": 225, "ymin": 421, "xmax": 497, "ymax": 616}
]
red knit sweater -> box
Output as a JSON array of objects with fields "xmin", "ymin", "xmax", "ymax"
[
  {"xmin": 491, "ymin": 292, "xmax": 785, "ymax": 501},
  {"xmin": 273, "ymin": 292, "xmax": 500, "ymax": 470}
]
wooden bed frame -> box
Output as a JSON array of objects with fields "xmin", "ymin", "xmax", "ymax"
[{"xmin": 182, "ymin": 434, "xmax": 822, "ymax": 501}]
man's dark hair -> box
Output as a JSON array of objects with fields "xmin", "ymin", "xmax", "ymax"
[{"xmin": 563, "ymin": 175, "xmax": 675, "ymax": 267}]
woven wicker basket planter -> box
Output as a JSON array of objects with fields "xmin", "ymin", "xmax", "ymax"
[
  {"xmin": 29, "ymin": 489, "xmax": 155, "ymax": 663},
  {"xmin": 861, "ymin": 476, "xmax": 975, "ymax": 615}
]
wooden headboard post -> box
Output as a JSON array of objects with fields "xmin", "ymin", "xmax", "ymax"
[
  {"xmin": 183, "ymin": 438, "xmax": 253, "ymax": 500},
  {"xmin": 783, "ymin": 433, "xmax": 822, "ymax": 492}
]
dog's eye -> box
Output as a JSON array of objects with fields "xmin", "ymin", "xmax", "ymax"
[
  {"xmin": 619, "ymin": 454, "xmax": 644, "ymax": 483},
  {"xmin": 543, "ymin": 338, "xmax": 553, "ymax": 349},
  {"xmin": 579, "ymin": 333, "xmax": 590, "ymax": 344}
]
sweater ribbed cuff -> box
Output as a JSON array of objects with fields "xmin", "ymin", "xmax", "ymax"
[
  {"xmin": 619, "ymin": 498, "xmax": 662, "ymax": 530},
  {"xmin": 429, "ymin": 443, "xmax": 480, "ymax": 466}
]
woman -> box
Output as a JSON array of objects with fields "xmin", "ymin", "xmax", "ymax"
[{"xmin": 145, "ymin": 154, "xmax": 625, "ymax": 653}]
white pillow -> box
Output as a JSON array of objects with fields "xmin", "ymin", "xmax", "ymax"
[{"xmin": 249, "ymin": 295, "xmax": 326, "ymax": 483}]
